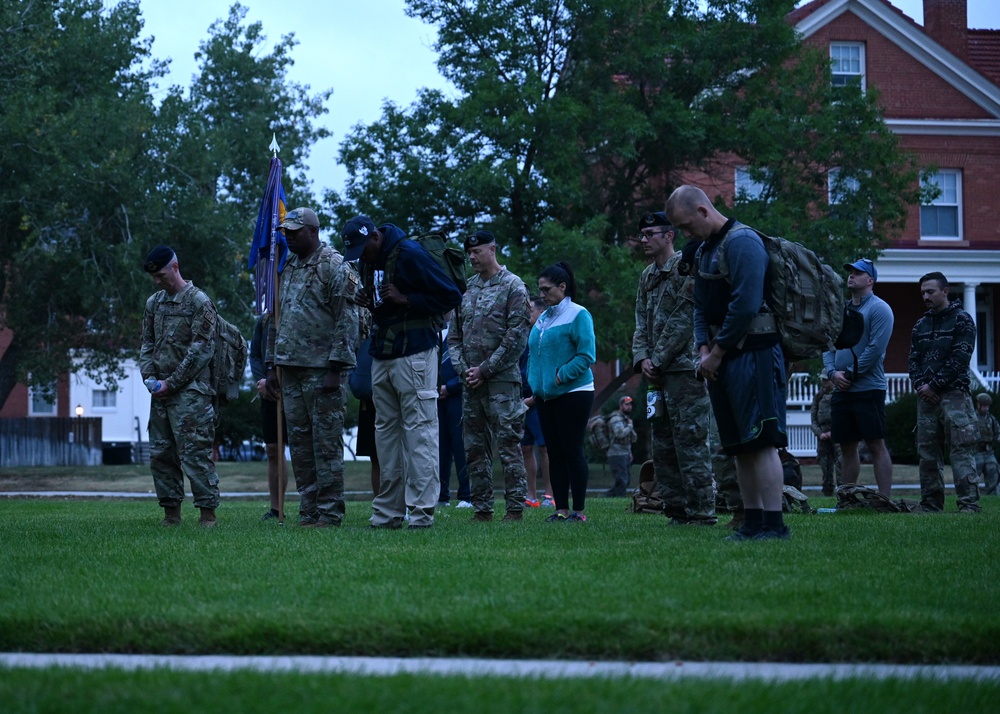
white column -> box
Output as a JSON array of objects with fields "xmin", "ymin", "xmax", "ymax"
[{"xmin": 963, "ymin": 283, "xmax": 981, "ymax": 379}]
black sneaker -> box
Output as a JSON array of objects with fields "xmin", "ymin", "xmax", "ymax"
[
  {"xmin": 545, "ymin": 513, "xmax": 568, "ymax": 523},
  {"xmin": 261, "ymin": 508, "xmax": 280, "ymax": 522},
  {"xmin": 752, "ymin": 525, "xmax": 791, "ymax": 541}
]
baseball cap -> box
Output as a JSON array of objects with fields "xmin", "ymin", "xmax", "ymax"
[
  {"xmin": 844, "ymin": 258, "xmax": 877, "ymax": 282},
  {"xmin": 341, "ymin": 215, "xmax": 377, "ymax": 262},
  {"xmin": 280, "ymin": 207, "xmax": 320, "ymax": 230},
  {"xmin": 620, "ymin": 396, "xmax": 633, "ymax": 406}
]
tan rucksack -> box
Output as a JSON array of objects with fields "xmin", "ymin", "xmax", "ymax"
[{"xmin": 628, "ymin": 460, "xmax": 664, "ymax": 514}]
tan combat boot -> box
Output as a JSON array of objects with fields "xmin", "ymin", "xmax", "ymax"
[
  {"xmin": 161, "ymin": 505, "xmax": 182, "ymax": 526},
  {"xmin": 199, "ymin": 508, "xmax": 217, "ymax": 528}
]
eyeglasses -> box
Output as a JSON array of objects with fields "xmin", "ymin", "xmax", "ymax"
[
  {"xmin": 539, "ymin": 285, "xmax": 554, "ymax": 294},
  {"xmin": 638, "ymin": 230, "xmax": 670, "ymax": 240}
]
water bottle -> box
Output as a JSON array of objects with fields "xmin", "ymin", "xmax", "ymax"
[
  {"xmin": 646, "ymin": 388, "xmax": 664, "ymax": 420},
  {"xmin": 816, "ymin": 508, "xmax": 837, "ymax": 514},
  {"xmin": 144, "ymin": 377, "xmax": 162, "ymax": 394}
]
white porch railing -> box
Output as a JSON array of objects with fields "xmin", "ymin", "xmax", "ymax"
[
  {"xmin": 784, "ymin": 371, "xmax": 998, "ymax": 457},
  {"xmin": 786, "ymin": 371, "xmax": 998, "ymax": 411}
]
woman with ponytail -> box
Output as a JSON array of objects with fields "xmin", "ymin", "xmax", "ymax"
[{"xmin": 526, "ymin": 262, "xmax": 597, "ymax": 522}]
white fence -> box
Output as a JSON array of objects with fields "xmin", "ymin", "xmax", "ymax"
[{"xmin": 784, "ymin": 371, "xmax": 999, "ymax": 458}]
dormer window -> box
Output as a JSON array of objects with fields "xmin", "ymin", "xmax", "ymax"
[{"xmin": 830, "ymin": 42, "xmax": 865, "ymax": 91}]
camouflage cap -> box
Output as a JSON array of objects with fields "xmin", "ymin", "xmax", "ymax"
[{"xmin": 280, "ymin": 207, "xmax": 320, "ymax": 231}]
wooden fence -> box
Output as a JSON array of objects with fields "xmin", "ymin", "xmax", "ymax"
[{"xmin": 0, "ymin": 418, "xmax": 103, "ymax": 468}]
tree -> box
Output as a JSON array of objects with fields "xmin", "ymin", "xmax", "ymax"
[
  {"xmin": 0, "ymin": 1, "xmax": 330, "ymax": 410},
  {"xmin": 328, "ymin": 0, "xmax": 920, "ymax": 363}
]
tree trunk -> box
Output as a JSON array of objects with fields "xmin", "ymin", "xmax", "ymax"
[{"xmin": 0, "ymin": 338, "xmax": 22, "ymax": 413}]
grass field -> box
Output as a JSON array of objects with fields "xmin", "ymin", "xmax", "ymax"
[{"xmin": 1, "ymin": 464, "xmax": 997, "ymax": 712}]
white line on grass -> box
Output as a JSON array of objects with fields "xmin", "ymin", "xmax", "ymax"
[{"xmin": 1, "ymin": 654, "xmax": 997, "ymax": 682}]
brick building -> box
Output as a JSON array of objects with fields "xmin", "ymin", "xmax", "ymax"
[{"xmin": 786, "ymin": 0, "xmax": 999, "ymax": 377}]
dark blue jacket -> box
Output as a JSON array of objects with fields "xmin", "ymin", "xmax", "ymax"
[
  {"xmin": 439, "ymin": 334, "xmax": 463, "ymax": 398},
  {"xmin": 369, "ymin": 224, "xmax": 463, "ymax": 359}
]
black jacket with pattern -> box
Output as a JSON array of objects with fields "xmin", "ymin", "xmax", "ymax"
[{"xmin": 908, "ymin": 298, "xmax": 976, "ymax": 395}]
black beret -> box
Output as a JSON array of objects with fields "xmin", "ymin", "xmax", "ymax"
[
  {"xmin": 143, "ymin": 245, "xmax": 176, "ymax": 273},
  {"xmin": 464, "ymin": 230, "xmax": 495, "ymax": 251},
  {"xmin": 638, "ymin": 211, "xmax": 670, "ymax": 230}
]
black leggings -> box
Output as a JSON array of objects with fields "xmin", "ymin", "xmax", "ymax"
[{"xmin": 538, "ymin": 391, "xmax": 594, "ymax": 512}]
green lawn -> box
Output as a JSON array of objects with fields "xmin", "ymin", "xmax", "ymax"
[{"xmin": 2, "ymin": 478, "xmax": 996, "ymax": 712}]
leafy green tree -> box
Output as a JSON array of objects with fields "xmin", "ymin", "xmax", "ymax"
[
  {"xmin": 328, "ymin": 0, "xmax": 920, "ymax": 364},
  {"xmin": 0, "ymin": 1, "xmax": 331, "ymax": 410}
]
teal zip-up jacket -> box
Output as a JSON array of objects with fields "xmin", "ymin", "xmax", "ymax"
[{"xmin": 526, "ymin": 298, "xmax": 596, "ymax": 400}]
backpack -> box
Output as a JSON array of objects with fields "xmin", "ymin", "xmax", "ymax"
[
  {"xmin": 586, "ymin": 414, "xmax": 611, "ymax": 452},
  {"xmin": 835, "ymin": 484, "xmax": 920, "ymax": 513},
  {"xmin": 628, "ymin": 460, "xmax": 665, "ymax": 514},
  {"xmin": 716, "ymin": 227, "xmax": 844, "ymax": 362},
  {"xmin": 781, "ymin": 485, "xmax": 812, "ymax": 513},
  {"xmin": 386, "ymin": 233, "xmax": 468, "ymax": 295},
  {"xmin": 211, "ymin": 314, "xmax": 248, "ymax": 405}
]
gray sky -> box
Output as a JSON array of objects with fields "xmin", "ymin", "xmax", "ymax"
[{"xmin": 136, "ymin": 0, "xmax": 1000, "ymax": 198}]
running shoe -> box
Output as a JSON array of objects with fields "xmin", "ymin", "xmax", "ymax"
[
  {"xmin": 566, "ymin": 512, "xmax": 587, "ymax": 522},
  {"xmin": 525, "ymin": 499, "xmax": 540, "ymax": 508},
  {"xmin": 545, "ymin": 512, "xmax": 568, "ymax": 523}
]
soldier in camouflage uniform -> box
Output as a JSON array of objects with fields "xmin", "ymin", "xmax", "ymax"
[
  {"xmin": 139, "ymin": 245, "xmax": 220, "ymax": 528},
  {"xmin": 909, "ymin": 271, "xmax": 980, "ymax": 513},
  {"xmin": 631, "ymin": 211, "xmax": 716, "ymax": 526},
  {"xmin": 974, "ymin": 393, "xmax": 1000, "ymax": 496},
  {"xmin": 810, "ymin": 378, "xmax": 842, "ymax": 496},
  {"xmin": 605, "ymin": 396, "xmax": 637, "ymax": 497},
  {"xmin": 265, "ymin": 208, "xmax": 361, "ymax": 527},
  {"xmin": 710, "ymin": 414, "xmax": 742, "ymax": 528},
  {"xmin": 448, "ymin": 230, "xmax": 531, "ymax": 521}
]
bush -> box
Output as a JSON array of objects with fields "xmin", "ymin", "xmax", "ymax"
[{"xmin": 884, "ymin": 392, "xmax": 919, "ymax": 464}]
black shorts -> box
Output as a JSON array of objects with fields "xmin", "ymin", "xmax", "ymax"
[
  {"xmin": 831, "ymin": 390, "xmax": 887, "ymax": 444},
  {"xmin": 709, "ymin": 344, "xmax": 788, "ymax": 456},
  {"xmin": 260, "ymin": 397, "xmax": 287, "ymax": 445},
  {"xmin": 356, "ymin": 397, "xmax": 377, "ymax": 457}
]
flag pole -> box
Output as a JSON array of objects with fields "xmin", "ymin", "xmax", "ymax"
[{"xmin": 269, "ymin": 135, "xmax": 287, "ymax": 526}]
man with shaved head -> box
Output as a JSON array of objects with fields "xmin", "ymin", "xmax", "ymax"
[{"xmin": 666, "ymin": 186, "xmax": 789, "ymax": 541}]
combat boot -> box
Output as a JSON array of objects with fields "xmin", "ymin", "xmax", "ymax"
[
  {"xmin": 501, "ymin": 511, "xmax": 523, "ymax": 522},
  {"xmin": 726, "ymin": 510, "xmax": 745, "ymax": 531},
  {"xmin": 199, "ymin": 508, "xmax": 217, "ymax": 528},
  {"xmin": 160, "ymin": 505, "xmax": 182, "ymax": 526}
]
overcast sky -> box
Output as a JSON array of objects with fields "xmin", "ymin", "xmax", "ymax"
[{"xmin": 135, "ymin": 0, "xmax": 1000, "ymax": 198}]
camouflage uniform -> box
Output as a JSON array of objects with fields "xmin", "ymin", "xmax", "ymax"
[
  {"xmin": 632, "ymin": 253, "xmax": 715, "ymax": 523},
  {"xmin": 809, "ymin": 388, "xmax": 842, "ymax": 495},
  {"xmin": 267, "ymin": 245, "xmax": 361, "ymax": 525},
  {"xmin": 448, "ymin": 267, "xmax": 530, "ymax": 514},
  {"xmin": 975, "ymin": 409, "xmax": 1000, "ymax": 496},
  {"xmin": 139, "ymin": 281, "xmax": 220, "ymax": 510},
  {"xmin": 908, "ymin": 299, "xmax": 980, "ymax": 512},
  {"xmin": 606, "ymin": 409, "xmax": 637, "ymax": 497},
  {"xmin": 709, "ymin": 413, "xmax": 741, "ymax": 513}
]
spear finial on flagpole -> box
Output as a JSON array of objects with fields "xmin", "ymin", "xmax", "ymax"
[{"xmin": 269, "ymin": 133, "xmax": 280, "ymax": 157}]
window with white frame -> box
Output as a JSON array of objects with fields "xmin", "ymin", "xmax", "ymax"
[
  {"xmin": 920, "ymin": 170, "xmax": 962, "ymax": 240},
  {"xmin": 735, "ymin": 166, "xmax": 769, "ymax": 201},
  {"xmin": 828, "ymin": 168, "xmax": 861, "ymax": 204},
  {"xmin": 830, "ymin": 42, "xmax": 865, "ymax": 90},
  {"xmin": 92, "ymin": 389, "xmax": 117, "ymax": 409},
  {"xmin": 29, "ymin": 386, "xmax": 56, "ymax": 415}
]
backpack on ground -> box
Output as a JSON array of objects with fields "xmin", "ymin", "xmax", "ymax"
[
  {"xmin": 834, "ymin": 484, "xmax": 919, "ymax": 513},
  {"xmin": 211, "ymin": 314, "xmax": 248, "ymax": 405},
  {"xmin": 386, "ymin": 233, "xmax": 468, "ymax": 295},
  {"xmin": 717, "ymin": 227, "xmax": 845, "ymax": 362},
  {"xmin": 628, "ymin": 460, "xmax": 664, "ymax": 514},
  {"xmin": 586, "ymin": 414, "xmax": 611, "ymax": 452},
  {"xmin": 781, "ymin": 485, "xmax": 812, "ymax": 514}
]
